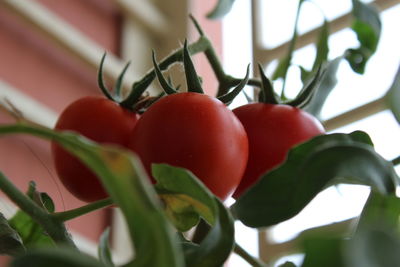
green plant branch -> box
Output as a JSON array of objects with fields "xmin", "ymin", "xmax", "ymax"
[
  {"xmin": 0, "ymin": 171, "xmax": 76, "ymax": 249},
  {"xmin": 392, "ymin": 155, "xmax": 400, "ymax": 166},
  {"xmin": 280, "ymin": 0, "xmax": 304, "ymax": 99},
  {"xmin": 122, "ymin": 18, "xmax": 263, "ymax": 106},
  {"xmin": 234, "ymin": 242, "xmax": 267, "ymax": 267},
  {"xmin": 52, "ymin": 198, "xmax": 113, "ymax": 222}
]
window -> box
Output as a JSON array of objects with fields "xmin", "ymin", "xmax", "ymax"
[{"xmin": 222, "ymin": 0, "xmax": 400, "ymax": 265}]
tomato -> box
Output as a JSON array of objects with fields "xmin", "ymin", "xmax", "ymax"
[
  {"xmin": 232, "ymin": 103, "xmax": 324, "ymax": 198},
  {"xmin": 129, "ymin": 92, "xmax": 248, "ymax": 200},
  {"xmin": 52, "ymin": 96, "xmax": 139, "ymax": 202}
]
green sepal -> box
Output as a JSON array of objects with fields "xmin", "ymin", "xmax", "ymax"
[
  {"xmin": 217, "ymin": 64, "xmax": 250, "ymax": 105},
  {"xmin": 258, "ymin": 64, "xmax": 279, "ymax": 104},
  {"xmin": 189, "ymin": 15, "xmax": 205, "ymax": 36},
  {"xmin": 97, "ymin": 53, "xmax": 115, "ymax": 102},
  {"xmin": 120, "ymin": 74, "xmax": 155, "ymax": 110},
  {"xmin": 183, "ymin": 40, "xmax": 204, "ymax": 94},
  {"xmin": 114, "ymin": 61, "xmax": 131, "ymax": 101},
  {"xmin": 286, "ymin": 64, "xmax": 326, "ymax": 108},
  {"xmin": 152, "ymin": 50, "xmax": 178, "ymax": 95},
  {"xmin": 27, "ymin": 181, "xmax": 55, "ymax": 213}
]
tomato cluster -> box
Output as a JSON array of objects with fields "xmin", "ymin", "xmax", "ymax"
[
  {"xmin": 52, "ymin": 51, "xmax": 324, "ymax": 203},
  {"xmin": 53, "ymin": 95, "xmax": 323, "ymax": 203}
]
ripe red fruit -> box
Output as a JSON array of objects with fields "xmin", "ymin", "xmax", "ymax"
[
  {"xmin": 52, "ymin": 96, "xmax": 139, "ymax": 202},
  {"xmin": 232, "ymin": 103, "xmax": 325, "ymax": 198},
  {"xmin": 129, "ymin": 92, "xmax": 249, "ymax": 200}
]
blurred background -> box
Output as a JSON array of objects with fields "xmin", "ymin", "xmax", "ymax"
[{"xmin": 0, "ymin": 0, "xmax": 399, "ymax": 266}]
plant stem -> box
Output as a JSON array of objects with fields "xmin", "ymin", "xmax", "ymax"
[
  {"xmin": 392, "ymin": 155, "xmax": 400, "ymax": 166},
  {"xmin": 125, "ymin": 31, "xmax": 263, "ymax": 105},
  {"xmin": 234, "ymin": 242, "xmax": 267, "ymax": 267},
  {"xmin": 281, "ymin": 0, "xmax": 304, "ymax": 98},
  {"xmin": 191, "ymin": 219, "xmax": 211, "ymax": 244},
  {"xmin": 52, "ymin": 198, "xmax": 113, "ymax": 222},
  {"xmin": 0, "ymin": 172, "xmax": 76, "ymax": 249}
]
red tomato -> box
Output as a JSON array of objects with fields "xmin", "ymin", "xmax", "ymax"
[
  {"xmin": 232, "ymin": 103, "xmax": 324, "ymax": 198},
  {"xmin": 129, "ymin": 92, "xmax": 248, "ymax": 200},
  {"xmin": 52, "ymin": 96, "xmax": 139, "ymax": 202}
]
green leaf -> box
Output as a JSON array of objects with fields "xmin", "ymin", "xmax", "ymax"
[
  {"xmin": 346, "ymin": 224, "xmax": 400, "ymax": 267},
  {"xmin": 40, "ymin": 193, "xmax": 55, "ymax": 213},
  {"xmin": 351, "ymin": 0, "xmax": 381, "ymax": 52},
  {"xmin": 232, "ymin": 131, "xmax": 399, "ymax": 228},
  {"xmin": 6, "ymin": 181, "xmax": 56, "ymax": 249},
  {"xmin": 153, "ymin": 164, "xmax": 217, "ymax": 231},
  {"xmin": 301, "ymin": 236, "xmax": 346, "ymax": 267},
  {"xmin": 357, "ymin": 192, "xmax": 400, "ymax": 232},
  {"xmin": 385, "ymin": 64, "xmax": 400, "ymax": 124},
  {"xmin": 0, "ymin": 123, "xmax": 185, "ymax": 267},
  {"xmin": 8, "ymin": 210, "xmax": 55, "ymax": 249},
  {"xmin": 272, "ymin": 54, "xmax": 291, "ymax": 82},
  {"xmin": 347, "ymin": 193, "xmax": 400, "ymax": 267},
  {"xmin": 311, "ymin": 19, "xmax": 329, "ymax": 73},
  {"xmin": 345, "ymin": 0, "xmax": 381, "ymax": 73},
  {"xmin": 206, "ymin": 0, "xmax": 236, "ymax": 19},
  {"xmin": 303, "ymin": 57, "xmax": 342, "ymax": 116},
  {"xmin": 300, "ymin": 19, "xmax": 329, "ymax": 84},
  {"xmin": 98, "ymin": 228, "xmax": 114, "ymax": 267},
  {"xmin": 10, "ymin": 248, "xmax": 106, "ymax": 267},
  {"xmin": 152, "ymin": 164, "xmax": 235, "ymax": 267},
  {"xmin": 184, "ymin": 201, "xmax": 234, "ymax": 267},
  {"xmin": 278, "ymin": 262, "xmax": 298, "ymax": 267},
  {"xmin": 0, "ymin": 213, "xmax": 25, "ymax": 256}
]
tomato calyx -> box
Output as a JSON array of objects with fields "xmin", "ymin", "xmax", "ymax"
[
  {"xmin": 257, "ymin": 63, "xmax": 326, "ymax": 109},
  {"xmin": 98, "ymin": 53, "xmax": 157, "ymax": 113},
  {"xmin": 152, "ymin": 39, "xmax": 250, "ymax": 105}
]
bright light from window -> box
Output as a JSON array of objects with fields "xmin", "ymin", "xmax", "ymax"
[{"xmin": 222, "ymin": 1, "xmax": 400, "ymax": 266}]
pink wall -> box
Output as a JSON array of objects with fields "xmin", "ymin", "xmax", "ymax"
[{"xmin": 0, "ymin": 0, "xmax": 121, "ymax": 246}]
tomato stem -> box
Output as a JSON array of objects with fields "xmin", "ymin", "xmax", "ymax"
[
  {"xmin": 279, "ymin": 0, "xmax": 304, "ymax": 99},
  {"xmin": 52, "ymin": 198, "xmax": 113, "ymax": 222},
  {"xmin": 233, "ymin": 242, "xmax": 267, "ymax": 267},
  {"xmin": 392, "ymin": 155, "xmax": 400, "ymax": 166},
  {"xmin": 0, "ymin": 171, "xmax": 76, "ymax": 249}
]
